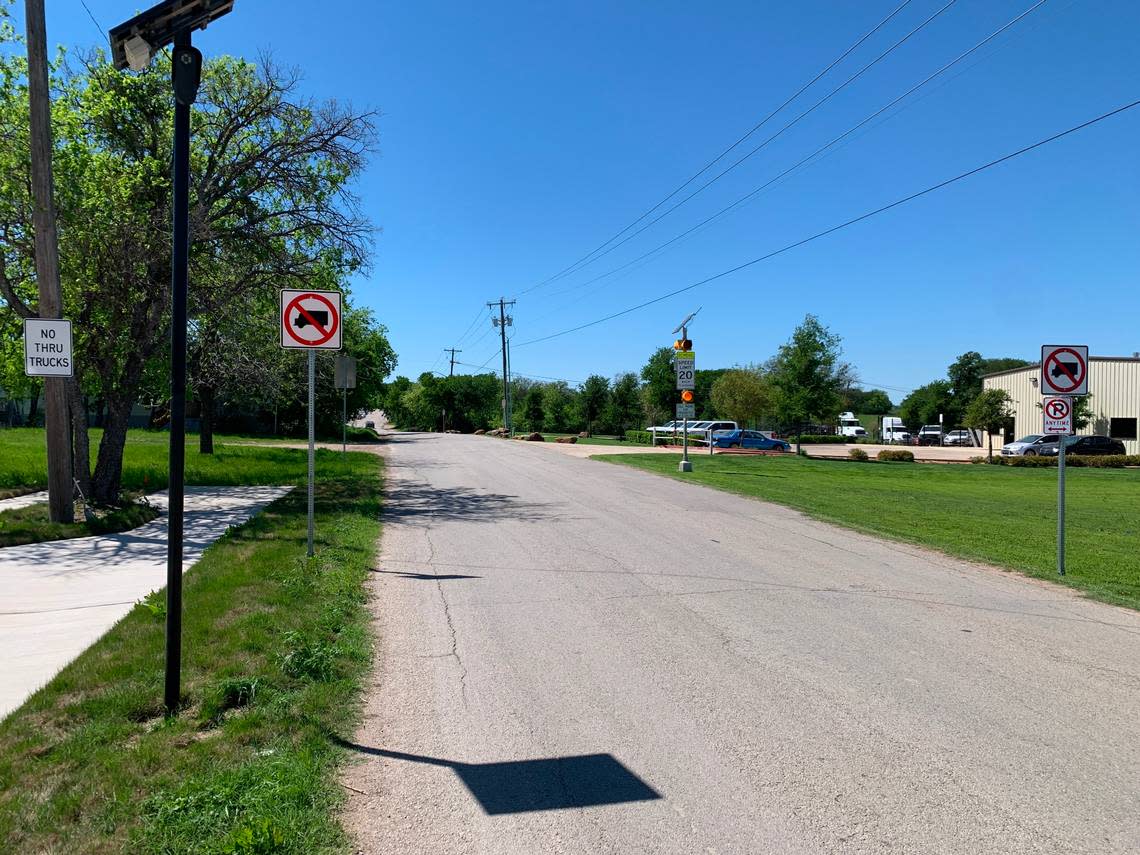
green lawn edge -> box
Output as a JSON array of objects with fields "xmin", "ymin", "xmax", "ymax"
[
  {"xmin": 596, "ymin": 452, "xmax": 1140, "ymax": 611},
  {"xmin": 0, "ymin": 445, "xmax": 383, "ymax": 854}
]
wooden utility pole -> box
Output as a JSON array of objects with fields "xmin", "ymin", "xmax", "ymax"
[{"xmin": 24, "ymin": 0, "xmax": 73, "ymax": 523}]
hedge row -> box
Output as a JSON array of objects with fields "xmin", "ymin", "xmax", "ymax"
[
  {"xmin": 791, "ymin": 434, "xmax": 847, "ymax": 444},
  {"xmin": 973, "ymin": 454, "xmax": 1140, "ymax": 468},
  {"xmin": 624, "ymin": 430, "xmax": 654, "ymax": 445}
]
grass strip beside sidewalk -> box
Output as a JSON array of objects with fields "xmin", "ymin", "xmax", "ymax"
[
  {"xmin": 599, "ymin": 453, "xmax": 1140, "ymax": 610},
  {"xmin": 0, "ymin": 448, "xmax": 382, "ymax": 854}
]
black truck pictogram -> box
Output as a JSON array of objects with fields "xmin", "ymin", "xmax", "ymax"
[{"xmin": 294, "ymin": 310, "xmax": 330, "ymax": 330}]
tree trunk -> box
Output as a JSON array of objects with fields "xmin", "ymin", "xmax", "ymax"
[
  {"xmin": 199, "ymin": 386, "xmax": 215, "ymax": 454},
  {"xmin": 66, "ymin": 378, "xmax": 91, "ymax": 498},
  {"xmin": 988, "ymin": 431, "xmax": 993, "ymax": 461},
  {"xmin": 91, "ymin": 398, "xmax": 131, "ymax": 505}
]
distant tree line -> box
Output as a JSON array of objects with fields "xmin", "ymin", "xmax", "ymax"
[{"xmin": 384, "ymin": 315, "xmax": 894, "ymax": 439}]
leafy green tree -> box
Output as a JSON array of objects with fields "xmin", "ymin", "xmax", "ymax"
[
  {"xmin": 694, "ymin": 368, "xmax": 727, "ymax": 419},
  {"xmin": 578, "ymin": 375, "xmax": 609, "ymax": 435},
  {"xmin": 541, "ymin": 382, "xmax": 575, "ymax": 433},
  {"xmin": 639, "ymin": 347, "xmax": 676, "ymax": 426},
  {"xmin": 607, "ymin": 372, "xmax": 641, "ymax": 436},
  {"xmin": 710, "ymin": 369, "xmax": 770, "ymax": 428},
  {"xmin": 947, "ymin": 351, "xmax": 985, "ymax": 409},
  {"xmin": 899, "ymin": 380, "xmax": 956, "ymax": 428},
  {"xmin": 769, "ymin": 315, "xmax": 850, "ymax": 452},
  {"xmin": 523, "ymin": 386, "xmax": 545, "ymax": 432},
  {"xmin": 0, "ymin": 36, "xmax": 378, "ymax": 503},
  {"xmin": 844, "ymin": 387, "xmax": 892, "ymax": 415},
  {"xmin": 964, "ymin": 388, "xmax": 1014, "ymax": 460}
]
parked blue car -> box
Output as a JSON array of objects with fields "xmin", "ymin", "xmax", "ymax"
[{"xmin": 712, "ymin": 429, "xmax": 791, "ymax": 451}]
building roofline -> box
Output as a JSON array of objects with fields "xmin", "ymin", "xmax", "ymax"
[{"xmin": 983, "ymin": 355, "xmax": 1140, "ymax": 379}]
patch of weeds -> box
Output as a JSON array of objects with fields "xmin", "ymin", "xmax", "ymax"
[
  {"xmin": 201, "ymin": 678, "xmax": 261, "ymax": 727},
  {"xmin": 277, "ymin": 632, "xmax": 336, "ymax": 682},
  {"xmin": 136, "ymin": 589, "xmax": 167, "ymax": 620},
  {"xmin": 227, "ymin": 816, "xmax": 286, "ymax": 854}
]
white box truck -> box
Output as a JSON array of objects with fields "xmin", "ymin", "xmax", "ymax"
[
  {"xmin": 836, "ymin": 412, "xmax": 867, "ymax": 439},
  {"xmin": 881, "ymin": 416, "xmax": 911, "ymax": 444}
]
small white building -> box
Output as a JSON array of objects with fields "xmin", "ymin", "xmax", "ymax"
[{"xmin": 982, "ymin": 356, "xmax": 1140, "ymax": 454}]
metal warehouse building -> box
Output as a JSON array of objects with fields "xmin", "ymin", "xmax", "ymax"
[{"xmin": 982, "ymin": 356, "xmax": 1140, "ymax": 454}]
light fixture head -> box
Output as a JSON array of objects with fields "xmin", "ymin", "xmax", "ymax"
[
  {"xmin": 109, "ymin": 0, "xmax": 235, "ymax": 71},
  {"xmin": 124, "ymin": 34, "xmax": 154, "ymax": 71}
]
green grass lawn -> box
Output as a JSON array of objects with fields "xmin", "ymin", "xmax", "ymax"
[
  {"xmin": 600, "ymin": 453, "xmax": 1140, "ymax": 610},
  {"xmin": 0, "ymin": 437, "xmax": 383, "ymax": 854}
]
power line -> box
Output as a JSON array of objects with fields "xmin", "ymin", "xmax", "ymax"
[
  {"xmin": 78, "ymin": 0, "xmax": 103, "ymax": 37},
  {"xmin": 529, "ymin": 0, "xmax": 1048, "ymax": 310},
  {"xmin": 523, "ymin": 0, "xmax": 956, "ymax": 293},
  {"xmin": 514, "ymin": 98, "xmax": 1140, "ymax": 348},
  {"xmin": 520, "ymin": 0, "xmax": 917, "ymax": 295}
]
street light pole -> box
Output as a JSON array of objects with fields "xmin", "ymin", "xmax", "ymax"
[
  {"xmin": 111, "ymin": 0, "xmax": 231, "ymax": 717},
  {"xmin": 163, "ymin": 26, "xmax": 201, "ymax": 716}
]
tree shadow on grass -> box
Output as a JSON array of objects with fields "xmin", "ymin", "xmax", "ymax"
[{"xmin": 332, "ymin": 736, "xmax": 662, "ymax": 815}]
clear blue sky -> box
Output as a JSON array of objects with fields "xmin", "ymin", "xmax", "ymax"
[{"xmin": 38, "ymin": 0, "xmax": 1140, "ymax": 401}]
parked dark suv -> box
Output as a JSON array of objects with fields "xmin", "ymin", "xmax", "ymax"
[{"xmin": 1041, "ymin": 435, "xmax": 1127, "ymax": 456}]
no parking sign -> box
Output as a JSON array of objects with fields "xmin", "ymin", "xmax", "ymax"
[{"xmin": 1042, "ymin": 397, "xmax": 1072, "ymax": 435}]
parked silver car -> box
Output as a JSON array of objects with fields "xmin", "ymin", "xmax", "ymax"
[{"xmin": 1001, "ymin": 434, "xmax": 1061, "ymax": 456}]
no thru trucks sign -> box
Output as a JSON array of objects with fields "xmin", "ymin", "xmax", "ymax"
[{"xmin": 23, "ymin": 318, "xmax": 73, "ymax": 377}]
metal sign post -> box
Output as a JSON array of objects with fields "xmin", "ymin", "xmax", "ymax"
[
  {"xmin": 1042, "ymin": 395, "xmax": 1073, "ymax": 577},
  {"xmin": 335, "ymin": 356, "xmax": 357, "ymax": 454},
  {"xmin": 671, "ymin": 309, "xmax": 699, "ymax": 473},
  {"xmin": 307, "ymin": 349, "xmax": 316, "ymax": 557},
  {"xmin": 280, "ymin": 290, "xmax": 343, "ymax": 559}
]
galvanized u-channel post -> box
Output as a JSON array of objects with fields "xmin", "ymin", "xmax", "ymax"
[
  {"xmin": 1057, "ymin": 433, "xmax": 1066, "ymax": 576},
  {"xmin": 308, "ymin": 349, "xmax": 316, "ymax": 558}
]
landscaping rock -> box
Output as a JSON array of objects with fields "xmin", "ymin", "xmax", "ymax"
[
  {"xmin": 474, "ymin": 429, "xmax": 486, "ymax": 435},
  {"xmin": 556, "ymin": 436, "xmax": 578, "ymax": 444},
  {"xmin": 526, "ymin": 432, "xmax": 544, "ymax": 442}
]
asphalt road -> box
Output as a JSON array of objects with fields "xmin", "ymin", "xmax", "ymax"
[{"xmin": 344, "ymin": 433, "xmax": 1140, "ymax": 854}]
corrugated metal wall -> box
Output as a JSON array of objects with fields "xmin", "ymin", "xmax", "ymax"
[{"xmin": 983, "ymin": 358, "xmax": 1140, "ymax": 454}]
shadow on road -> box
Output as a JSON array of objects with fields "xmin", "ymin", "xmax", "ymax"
[
  {"xmin": 368, "ymin": 569, "xmax": 482, "ymax": 581},
  {"xmin": 382, "ymin": 482, "xmax": 567, "ymax": 525},
  {"xmin": 334, "ymin": 737, "xmax": 662, "ymax": 814}
]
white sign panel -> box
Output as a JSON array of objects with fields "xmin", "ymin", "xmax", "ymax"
[
  {"xmin": 1040, "ymin": 344, "xmax": 1088, "ymax": 397},
  {"xmin": 1042, "ymin": 397, "xmax": 1073, "ymax": 435},
  {"xmin": 280, "ymin": 290, "xmax": 343, "ymax": 350},
  {"xmin": 675, "ymin": 357, "xmax": 695, "ymax": 391},
  {"xmin": 23, "ymin": 318, "xmax": 73, "ymax": 377},
  {"xmin": 676, "ymin": 402, "xmax": 696, "ymax": 419}
]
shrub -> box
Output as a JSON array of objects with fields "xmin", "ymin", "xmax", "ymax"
[
  {"xmin": 624, "ymin": 430, "xmax": 653, "ymax": 445},
  {"xmin": 997, "ymin": 454, "xmax": 1140, "ymax": 469},
  {"xmin": 790, "ymin": 434, "xmax": 846, "ymax": 444},
  {"xmin": 969, "ymin": 456, "xmax": 988, "ymax": 464},
  {"xmin": 848, "ymin": 448, "xmax": 869, "ymax": 461},
  {"xmin": 877, "ymin": 449, "xmax": 915, "ymax": 462}
]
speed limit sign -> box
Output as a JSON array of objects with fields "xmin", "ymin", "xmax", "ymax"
[{"xmin": 675, "ymin": 351, "xmax": 695, "ymax": 390}]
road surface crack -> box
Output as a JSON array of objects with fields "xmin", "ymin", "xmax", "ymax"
[{"xmin": 424, "ymin": 527, "xmax": 469, "ymax": 709}]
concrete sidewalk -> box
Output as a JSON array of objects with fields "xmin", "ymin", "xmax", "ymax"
[
  {"xmin": 0, "ymin": 491, "xmax": 50, "ymax": 512},
  {"xmin": 0, "ymin": 485, "xmax": 291, "ymax": 718}
]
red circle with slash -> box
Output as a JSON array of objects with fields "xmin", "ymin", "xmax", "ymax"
[
  {"xmin": 1043, "ymin": 347, "xmax": 1086, "ymax": 394},
  {"xmin": 283, "ymin": 292, "xmax": 339, "ymax": 347},
  {"xmin": 1045, "ymin": 398, "xmax": 1070, "ymax": 420}
]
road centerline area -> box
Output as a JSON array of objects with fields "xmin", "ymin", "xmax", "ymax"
[{"xmin": 344, "ymin": 433, "xmax": 1140, "ymax": 854}]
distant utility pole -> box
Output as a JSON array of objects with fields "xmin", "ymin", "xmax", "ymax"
[
  {"xmin": 24, "ymin": 0, "xmax": 74, "ymax": 524},
  {"xmin": 444, "ymin": 348, "xmax": 462, "ymax": 376},
  {"xmin": 487, "ymin": 298, "xmax": 515, "ymax": 434}
]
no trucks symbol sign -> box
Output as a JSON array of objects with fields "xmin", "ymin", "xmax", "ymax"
[
  {"xmin": 280, "ymin": 290, "xmax": 342, "ymax": 350},
  {"xmin": 1040, "ymin": 345, "xmax": 1088, "ymax": 396}
]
